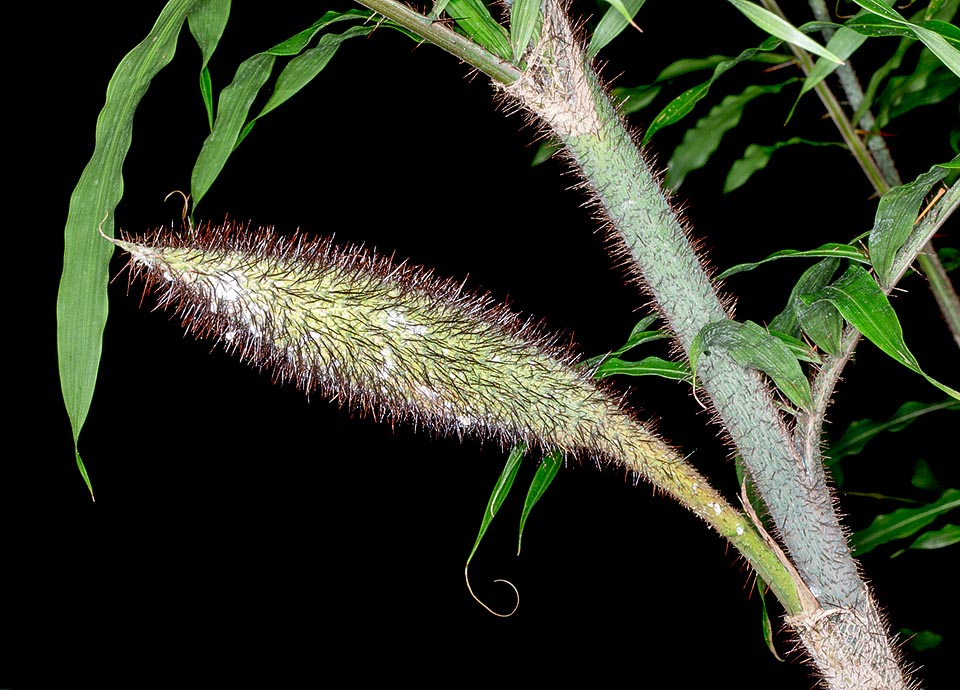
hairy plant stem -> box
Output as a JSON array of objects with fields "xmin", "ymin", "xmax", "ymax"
[
  {"xmin": 353, "ymin": 0, "xmax": 915, "ymax": 685},
  {"xmin": 501, "ymin": 0, "xmax": 860, "ymax": 604},
  {"xmin": 359, "ymin": 0, "xmax": 520, "ymax": 84}
]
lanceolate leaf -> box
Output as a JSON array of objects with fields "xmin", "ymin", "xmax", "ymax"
[
  {"xmin": 828, "ymin": 399, "xmax": 960, "ymax": 463},
  {"xmin": 724, "ymin": 139, "xmax": 844, "ymax": 194},
  {"xmin": 850, "ymin": 0, "xmax": 960, "ymax": 78},
  {"xmin": 717, "ymin": 244, "xmax": 866, "ymax": 280},
  {"xmin": 665, "ymin": 81, "xmax": 794, "ymax": 191},
  {"xmin": 851, "ymin": 488, "xmax": 960, "ymax": 556},
  {"xmin": 187, "ymin": 0, "xmax": 230, "ymax": 128},
  {"xmin": 691, "ymin": 320, "xmax": 813, "ymax": 411},
  {"xmin": 444, "ymin": 0, "xmax": 512, "ymax": 60},
  {"xmin": 770, "ymin": 257, "xmax": 842, "ymax": 338},
  {"xmin": 726, "ymin": 0, "xmax": 843, "ymax": 64},
  {"xmin": 192, "ymin": 13, "xmax": 374, "ymax": 207},
  {"xmin": 518, "ymin": 451, "xmax": 562, "ymax": 554},
  {"xmin": 802, "ymin": 25, "xmax": 867, "ymax": 96},
  {"xmin": 594, "ymin": 356, "xmax": 693, "ymax": 382},
  {"xmin": 467, "ymin": 444, "xmax": 526, "ymax": 565},
  {"xmin": 906, "ymin": 523, "xmax": 960, "ymax": 551},
  {"xmin": 869, "ymin": 161, "xmax": 951, "ymax": 287},
  {"xmin": 641, "ymin": 39, "xmax": 787, "ymax": 145},
  {"xmin": 587, "ymin": 0, "xmax": 646, "ymax": 57},
  {"xmin": 809, "ymin": 265, "xmax": 960, "ymax": 400},
  {"xmin": 796, "ymin": 290, "xmax": 844, "ymax": 357},
  {"xmin": 509, "ymin": 0, "xmax": 542, "ymax": 64},
  {"xmin": 57, "ymin": 0, "xmax": 204, "ymax": 497},
  {"xmin": 580, "ymin": 315, "xmax": 670, "ymax": 371}
]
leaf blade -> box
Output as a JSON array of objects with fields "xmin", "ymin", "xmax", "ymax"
[{"xmin": 57, "ymin": 0, "xmax": 201, "ymax": 497}]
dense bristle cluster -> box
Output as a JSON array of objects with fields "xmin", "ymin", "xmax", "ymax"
[
  {"xmin": 111, "ymin": 223, "xmax": 780, "ymax": 593},
  {"xmin": 111, "ymin": 221, "xmax": 666, "ymax": 465}
]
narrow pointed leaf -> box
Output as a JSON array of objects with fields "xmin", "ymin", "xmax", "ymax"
[
  {"xmin": 641, "ymin": 39, "xmax": 786, "ymax": 144},
  {"xmin": 665, "ymin": 81, "xmax": 794, "ymax": 191},
  {"xmin": 851, "ymin": 488, "xmax": 960, "ymax": 555},
  {"xmin": 850, "ymin": 0, "xmax": 960, "ymax": 77},
  {"xmin": 188, "ymin": 0, "xmax": 230, "ymax": 128},
  {"xmin": 828, "ymin": 399, "xmax": 959, "ymax": 462},
  {"xmin": 770, "ymin": 257, "xmax": 841, "ymax": 337},
  {"xmin": 509, "ymin": 0, "xmax": 542, "ymax": 64},
  {"xmin": 187, "ymin": 0, "xmax": 230, "ymax": 69},
  {"xmin": 580, "ymin": 315, "xmax": 667, "ymax": 370},
  {"xmin": 191, "ymin": 53, "xmax": 274, "ymax": 207},
  {"xmin": 907, "ymin": 523, "xmax": 960, "ymax": 550},
  {"xmin": 869, "ymin": 163, "xmax": 950, "ymax": 287},
  {"xmin": 691, "ymin": 320, "xmax": 813, "ymax": 411},
  {"xmin": 444, "ymin": 0, "xmax": 512, "ymax": 60},
  {"xmin": 466, "ymin": 444, "xmax": 526, "ymax": 565},
  {"xmin": 57, "ymin": 0, "xmax": 201, "ymax": 497},
  {"xmin": 796, "ymin": 294, "xmax": 844, "ymax": 357},
  {"xmin": 809, "ymin": 265, "xmax": 960, "ymax": 400},
  {"xmin": 192, "ymin": 11, "xmax": 373, "ymax": 207},
  {"xmin": 717, "ymin": 244, "xmax": 865, "ymax": 280},
  {"xmin": 517, "ymin": 451, "xmax": 562, "ymax": 554},
  {"xmin": 768, "ymin": 329, "xmax": 822, "ymax": 364},
  {"xmin": 803, "ymin": 26, "xmax": 868, "ymax": 95},
  {"xmin": 726, "ymin": 0, "xmax": 843, "ymax": 64},
  {"xmin": 724, "ymin": 138, "xmax": 843, "ymax": 194},
  {"xmin": 594, "ymin": 356, "xmax": 693, "ymax": 382},
  {"xmin": 255, "ymin": 24, "xmax": 374, "ymax": 121},
  {"xmin": 587, "ymin": 0, "xmax": 646, "ymax": 57}
]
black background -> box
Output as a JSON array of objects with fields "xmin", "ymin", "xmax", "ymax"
[{"xmin": 16, "ymin": 1, "xmax": 958, "ymax": 687}]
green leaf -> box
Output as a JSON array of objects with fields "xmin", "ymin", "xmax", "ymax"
[
  {"xmin": 191, "ymin": 53, "xmax": 274, "ymax": 207},
  {"xmin": 851, "ymin": 488, "xmax": 960, "ymax": 555},
  {"xmin": 869, "ymin": 158, "xmax": 951, "ymax": 289},
  {"xmin": 594, "ymin": 356, "xmax": 693, "ymax": 382},
  {"xmin": 466, "ymin": 444, "xmax": 526, "ymax": 565},
  {"xmin": 768, "ymin": 329, "xmax": 822, "ymax": 364},
  {"xmin": 829, "ymin": 399, "xmax": 959, "ymax": 462},
  {"xmin": 802, "ymin": 25, "xmax": 868, "ymax": 96},
  {"xmin": 254, "ymin": 24, "xmax": 374, "ymax": 121},
  {"xmin": 757, "ymin": 580, "xmax": 785, "ymax": 661},
  {"xmin": 691, "ymin": 320, "xmax": 813, "ymax": 411},
  {"xmin": 641, "ymin": 39, "xmax": 786, "ymax": 145},
  {"xmin": 580, "ymin": 315, "xmax": 668, "ymax": 370},
  {"xmin": 807, "ymin": 265, "xmax": 960, "ymax": 400},
  {"xmin": 587, "ymin": 0, "xmax": 646, "ymax": 58},
  {"xmin": 509, "ymin": 0, "xmax": 542, "ymax": 64},
  {"xmin": 900, "ymin": 628, "xmax": 944, "ymax": 652},
  {"xmin": 849, "ymin": 0, "xmax": 960, "ymax": 78},
  {"xmin": 796, "ymin": 294, "xmax": 844, "ymax": 358},
  {"xmin": 611, "ymin": 84, "xmax": 661, "ymax": 115},
  {"xmin": 57, "ymin": 0, "xmax": 203, "ymax": 498},
  {"xmin": 717, "ymin": 244, "xmax": 867, "ymax": 280},
  {"xmin": 517, "ymin": 451, "xmax": 562, "ymax": 554},
  {"xmin": 444, "ymin": 0, "xmax": 512, "ymax": 60},
  {"xmin": 192, "ymin": 13, "xmax": 373, "ymax": 208},
  {"xmin": 187, "ymin": 0, "xmax": 230, "ymax": 128},
  {"xmin": 665, "ymin": 81, "xmax": 794, "ymax": 191},
  {"xmin": 911, "ymin": 458, "xmax": 944, "ymax": 492},
  {"xmin": 726, "ymin": 0, "xmax": 843, "ymax": 64},
  {"xmin": 907, "ymin": 523, "xmax": 960, "ymax": 550},
  {"xmin": 724, "ymin": 138, "xmax": 845, "ymax": 194},
  {"xmin": 770, "ymin": 257, "xmax": 842, "ymax": 338}
]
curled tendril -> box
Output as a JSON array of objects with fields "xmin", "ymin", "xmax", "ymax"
[{"xmin": 464, "ymin": 564, "xmax": 519, "ymax": 618}]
